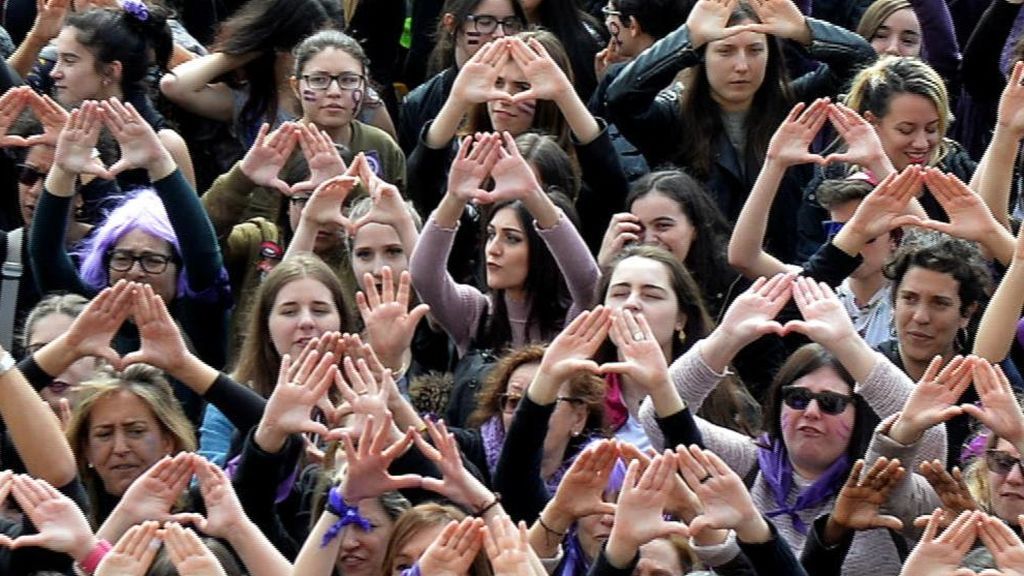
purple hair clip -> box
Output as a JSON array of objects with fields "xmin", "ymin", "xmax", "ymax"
[
  {"xmin": 961, "ymin": 427, "xmax": 991, "ymax": 463},
  {"xmin": 121, "ymin": 0, "xmax": 149, "ymax": 21},
  {"xmin": 320, "ymin": 485, "xmax": 373, "ymax": 548}
]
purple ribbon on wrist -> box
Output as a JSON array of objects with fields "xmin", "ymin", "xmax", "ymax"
[
  {"xmin": 321, "ymin": 485, "xmax": 373, "ymax": 548},
  {"xmin": 400, "ymin": 564, "xmax": 422, "ymax": 576}
]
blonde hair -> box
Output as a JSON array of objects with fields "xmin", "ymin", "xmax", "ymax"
[
  {"xmin": 844, "ymin": 56, "xmax": 951, "ymax": 165},
  {"xmin": 65, "ymin": 364, "xmax": 196, "ymax": 524}
]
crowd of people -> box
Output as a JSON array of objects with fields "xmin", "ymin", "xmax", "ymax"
[{"xmin": 1, "ymin": 0, "xmax": 1024, "ymax": 573}]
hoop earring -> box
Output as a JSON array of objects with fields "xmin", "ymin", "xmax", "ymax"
[{"xmin": 955, "ymin": 326, "xmax": 969, "ymax": 352}]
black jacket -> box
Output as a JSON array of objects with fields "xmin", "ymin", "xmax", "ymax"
[
  {"xmin": 398, "ymin": 67, "xmax": 457, "ymax": 156},
  {"xmin": 605, "ymin": 19, "xmax": 876, "ymax": 264}
]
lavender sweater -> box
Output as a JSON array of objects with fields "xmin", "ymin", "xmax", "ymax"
[
  {"xmin": 637, "ymin": 343, "xmax": 946, "ymax": 576},
  {"xmin": 409, "ymin": 212, "xmax": 599, "ymax": 356}
]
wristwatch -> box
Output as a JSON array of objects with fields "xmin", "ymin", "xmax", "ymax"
[{"xmin": 0, "ymin": 351, "xmax": 14, "ymax": 376}]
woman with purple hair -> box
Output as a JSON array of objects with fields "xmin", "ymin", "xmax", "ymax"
[{"xmin": 29, "ymin": 98, "xmax": 230, "ymax": 423}]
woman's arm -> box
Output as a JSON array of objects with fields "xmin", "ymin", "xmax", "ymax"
[
  {"xmin": 975, "ymin": 221, "xmax": 1024, "ymax": 363},
  {"xmin": 157, "ymin": 128, "xmax": 196, "ymax": 190},
  {"xmin": 160, "ymin": 52, "xmax": 254, "ymax": 123},
  {"xmin": 961, "ymin": 0, "xmax": 1023, "ymax": 103},
  {"xmin": 6, "ymin": 0, "xmax": 66, "ymax": 77},
  {"xmin": 971, "ymin": 61, "xmax": 1024, "ymax": 230}
]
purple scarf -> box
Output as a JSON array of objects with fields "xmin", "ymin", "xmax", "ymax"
[
  {"xmin": 481, "ymin": 415, "xmax": 506, "ymax": 478},
  {"xmin": 757, "ymin": 435, "xmax": 850, "ymax": 535}
]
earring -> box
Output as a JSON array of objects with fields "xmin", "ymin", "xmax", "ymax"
[
  {"xmin": 678, "ymin": 330, "xmax": 687, "ymax": 345},
  {"xmin": 571, "ymin": 429, "xmax": 581, "ymax": 437},
  {"xmin": 955, "ymin": 326, "xmax": 969, "ymax": 352}
]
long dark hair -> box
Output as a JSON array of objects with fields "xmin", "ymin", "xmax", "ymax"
[
  {"xmin": 476, "ymin": 191, "xmax": 580, "ymax": 351},
  {"xmin": 678, "ymin": 1, "xmax": 792, "ymax": 179},
  {"xmin": 427, "ymin": 0, "xmax": 529, "ymax": 76},
  {"xmin": 528, "ymin": 0, "xmax": 606, "ymax": 97},
  {"xmin": 66, "ymin": 5, "xmax": 172, "ymax": 90},
  {"xmin": 626, "ymin": 170, "xmax": 734, "ymax": 315},
  {"xmin": 214, "ymin": 0, "xmax": 339, "ymax": 130}
]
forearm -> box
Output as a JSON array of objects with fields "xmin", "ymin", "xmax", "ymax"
[
  {"xmin": 201, "ymin": 162, "xmax": 257, "ymax": 238},
  {"xmin": 283, "ymin": 218, "xmax": 319, "ymax": 260},
  {"xmin": 227, "ymin": 518, "xmax": 293, "ymax": 576},
  {"xmin": 974, "ymin": 259, "xmax": 1024, "ymax": 362},
  {"xmin": 7, "ymin": 31, "xmax": 48, "ymax": 78},
  {"xmin": 424, "ymin": 97, "xmax": 466, "ymax": 150},
  {"xmin": 152, "ymin": 168, "xmax": 224, "ymax": 290},
  {"xmin": 528, "ymin": 500, "xmax": 573, "ymax": 559},
  {"xmin": 823, "ymin": 331, "xmax": 877, "ymax": 384},
  {"xmin": 30, "ymin": 187, "xmax": 87, "ymax": 296},
  {"xmin": 0, "ymin": 366, "xmax": 76, "ymax": 485},
  {"xmin": 522, "ymin": 188, "xmax": 561, "ymax": 231},
  {"xmin": 729, "ymin": 161, "xmax": 789, "ymax": 278},
  {"xmin": 167, "ymin": 51, "xmax": 246, "ymax": 95},
  {"xmin": 291, "ymin": 511, "xmax": 339, "ymax": 576},
  {"xmin": 433, "ymin": 193, "xmax": 468, "ymax": 229},
  {"xmin": 555, "ymin": 91, "xmax": 600, "ymax": 145},
  {"xmin": 972, "ymin": 127, "xmax": 1019, "ymax": 229}
]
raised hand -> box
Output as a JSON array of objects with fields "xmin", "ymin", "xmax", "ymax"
[
  {"xmin": 961, "ymin": 360, "xmax": 1024, "ymax": 447},
  {"xmin": 24, "ymin": 89, "xmax": 69, "ymax": 147},
  {"xmin": 95, "ymin": 521, "xmax": 161, "ymax": 576},
  {"xmin": 292, "ymin": 122, "xmax": 345, "ymax": 196},
  {"xmin": 163, "ymin": 522, "xmax": 227, "ymax": 576},
  {"xmin": 909, "ymin": 168, "xmax": 1005, "ymax": 244},
  {"xmin": 899, "ymin": 509, "xmax": 979, "ymax": 576},
  {"xmin": 106, "ymin": 452, "xmax": 196, "ymax": 531},
  {"xmin": 29, "ymin": 0, "xmax": 70, "ymax": 43},
  {"xmin": 606, "ymin": 454, "xmax": 690, "ymax": 564},
  {"xmin": 597, "ymin": 213, "xmax": 642, "ymax": 267},
  {"xmin": 350, "ymin": 158, "xmax": 413, "ymax": 233},
  {"xmin": 619, "ymin": 443, "xmax": 702, "ymax": 521},
  {"xmin": 765, "ymin": 98, "xmax": 829, "ymax": 167},
  {"xmin": 507, "ymin": 37, "xmax": 572, "ymax": 103},
  {"xmin": 239, "ymin": 123, "xmax": 297, "ymax": 196},
  {"xmin": 716, "ymin": 272, "xmax": 794, "ymax": 347},
  {"xmin": 417, "ymin": 517, "xmax": 486, "ymax": 576},
  {"xmin": 838, "ymin": 165, "xmax": 922, "ymax": 246},
  {"xmin": 0, "ymin": 474, "xmax": 98, "ymax": 561},
  {"xmin": 121, "ymin": 283, "xmax": 191, "ymax": 371},
  {"xmin": 59, "ymin": 279, "xmax": 133, "ymax": 367},
  {"xmin": 998, "ymin": 61, "xmax": 1024, "ymax": 142},
  {"xmin": 824, "ymin": 103, "xmax": 894, "ymax": 174},
  {"xmin": 447, "ymin": 134, "xmax": 500, "ymax": 204},
  {"xmin": 450, "ymin": 40, "xmax": 512, "ymax": 106},
  {"xmin": 415, "ymin": 419, "xmax": 497, "ymax": 513},
  {"xmin": 332, "ymin": 355, "xmax": 393, "ymax": 431},
  {"xmin": 100, "ymin": 98, "xmax": 174, "ymax": 179},
  {"xmin": 53, "ymin": 101, "xmax": 110, "ymax": 178},
  {"xmin": 488, "ymin": 131, "xmax": 544, "ymax": 204},
  {"xmin": 0, "ymin": 87, "xmax": 33, "ymax": 147},
  {"xmin": 194, "ymin": 457, "xmax": 248, "ymax": 539},
  {"xmin": 978, "ymin": 513, "xmax": 1024, "ymax": 576},
  {"xmin": 484, "ymin": 515, "xmax": 539, "ymax": 576},
  {"xmin": 531, "ymin": 306, "xmax": 611, "ymax": 403},
  {"xmin": 601, "ymin": 309, "xmax": 671, "ymax": 395},
  {"xmin": 825, "ymin": 458, "xmax": 904, "ymax": 544},
  {"xmin": 784, "ymin": 276, "xmax": 856, "ymax": 348},
  {"xmin": 340, "ymin": 413, "xmax": 421, "ymax": 503},
  {"xmin": 546, "ymin": 440, "xmax": 619, "ymax": 523},
  {"xmin": 916, "ymin": 460, "xmax": 977, "ymax": 528},
  {"xmin": 888, "ymin": 355, "xmax": 974, "ymax": 445},
  {"xmin": 356, "ymin": 267, "xmax": 430, "ymax": 372},
  {"xmin": 686, "ymin": 0, "xmax": 743, "ymax": 47},
  {"xmin": 744, "ymin": 0, "xmax": 811, "ymax": 43},
  {"xmin": 677, "ymin": 445, "xmax": 767, "ymax": 542},
  {"xmin": 256, "ymin": 350, "xmax": 337, "ymax": 450},
  {"xmin": 300, "ymin": 174, "xmax": 358, "ymax": 230}
]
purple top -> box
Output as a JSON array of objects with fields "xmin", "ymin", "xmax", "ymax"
[{"xmin": 409, "ymin": 212, "xmax": 599, "ymax": 357}]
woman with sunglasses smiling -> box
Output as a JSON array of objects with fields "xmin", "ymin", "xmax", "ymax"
[{"xmin": 628, "ymin": 273, "xmax": 947, "ymax": 574}]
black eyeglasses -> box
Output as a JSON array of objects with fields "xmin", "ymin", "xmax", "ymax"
[
  {"xmin": 17, "ymin": 163, "xmax": 45, "ymax": 187},
  {"xmin": 499, "ymin": 393, "xmax": 522, "ymax": 413},
  {"xmin": 556, "ymin": 396, "xmax": 585, "ymax": 407},
  {"xmin": 290, "ymin": 195, "xmax": 311, "ymax": 207},
  {"xmin": 465, "ymin": 14, "xmax": 525, "ymax": 35},
  {"xmin": 781, "ymin": 386, "xmax": 854, "ymax": 415},
  {"xmin": 107, "ymin": 250, "xmax": 174, "ymax": 274},
  {"xmin": 987, "ymin": 449, "xmax": 1024, "ymax": 477},
  {"xmin": 302, "ymin": 73, "xmax": 365, "ymax": 91}
]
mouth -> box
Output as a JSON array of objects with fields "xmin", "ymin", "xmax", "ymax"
[
  {"xmin": 339, "ymin": 555, "xmax": 367, "ymax": 567},
  {"xmin": 905, "ymin": 330, "xmax": 933, "ymax": 343},
  {"xmin": 49, "ymin": 380, "xmax": 71, "ymax": 394},
  {"xmin": 797, "ymin": 425, "xmax": 824, "ymax": 437},
  {"xmin": 110, "ymin": 463, "xmax": 140, "ymax": 473},
  {"xmin": 1001, "ymin": 492, "xmax": 1024, "ymax": 501},
  {"xmin": 905, "ymin": 151, "xmax": 929, "ymax": 163},
  {"xmin": 493, "ymin": 109, "xmax": 517, "ymax": 119},
  {"xmin": 486, "ymin": 262, "xmax": 502, "ymax": 271}
]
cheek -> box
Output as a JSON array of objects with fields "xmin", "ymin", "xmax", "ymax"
[{"xmin": 301, "ymin": 88, "xmax": 318, "ymax": 103}]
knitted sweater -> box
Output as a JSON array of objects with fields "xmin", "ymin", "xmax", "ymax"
[
  {"xmin": 409, "ymin": 213, "xmax": 599, "ymax": 357},
  {"xmin": 638, "ymin": 343, "xmax": 947, "ymax": 575}
]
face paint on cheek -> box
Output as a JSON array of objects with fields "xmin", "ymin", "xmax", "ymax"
[
  {"xmin": 465, "ymin": 31, "xmax": 481, "ymax": 46},
  {"xmin": 516, "ymin": 100, "xmax": 536, "ymax": 115},
  {"xmin": 780, "ymin": 411, "xmax": 793, "ymax": 429},
  {"xmin": 302, "ymin": 89, "xmax": 318, "ymax": 103},
  {"xmin": 351, "ymin": 89, "xmax": 363, "ymax": 109}
]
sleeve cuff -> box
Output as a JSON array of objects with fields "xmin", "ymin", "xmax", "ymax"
[{"xmin": 690, "ymin": 529, "xmax": 741, "ymax": 566}]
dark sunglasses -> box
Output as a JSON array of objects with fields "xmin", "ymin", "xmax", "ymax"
[
  {"xmin": 781, "ymin": 386, "xmax": 854, "ymax": 415},
  {"xmin": 986, "ymin": 449, "xmax": 1024, "ymax": 477},
  {"xmin": 17, "ymin": 164, "xmax": 46, "ymax": 187}
]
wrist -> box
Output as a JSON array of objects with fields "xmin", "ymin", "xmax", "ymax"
[
  {"xmin": 70, "ymin": 535, "xmax": 101, "ymax": 565},
  {"xmin": 604, "ymin": 529, "xmax": 639, "ymax": 568},
  {"xmin": 25, "ymin": 27, "xmax": 52, "ymax": 45},
  {"xmin": 541, "ymin": 503, "xmax": 575, "ymax": 532},
  {"xmin": 254, "ymin": 421, "xmax": 287, "ymax": 453},
  {"xmin": 823, "ymin": 514, "xmax": 851, "ymax": 546},
  {"xmin": 148, "ymin": 153, "xmax": 177, "ymax": 182},
  {"xmin": 75, "ymin": 538, "xmax": 111, "ymax": 574},
  {"xmin": 887, "ymin": 415, "xmax": 923, "ymax": 445},
  {"xmin": 734, "ymin": 512, "xmax": 771, "ymax": 543}
]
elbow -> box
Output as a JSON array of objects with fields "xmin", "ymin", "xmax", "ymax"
[
  {"xmin": 727, "ymin": 242, "xmax": 752, "ymax": 274},
  {"xmin": 159, "ymin": 72, "xmax": 185, "ymax": 102}
]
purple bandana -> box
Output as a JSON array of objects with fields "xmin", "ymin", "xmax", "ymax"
[
  {"xmin": 757, "ymin": 435, "xmax": 850, "ymax": 535},
  {"xmin": 321, "ymin": 485, "xmax": 373, "ymax": 548}
]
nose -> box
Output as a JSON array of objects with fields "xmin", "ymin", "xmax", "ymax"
[
  {"xmin": 622, "ymin": 291, "xmax": 642, "ymax": 312},
  {"xmin": 486, "ymin": 235, "xmax": 502, "ymax": 256},
  {"xmin": 340, "ymin": 526, "xmax": 361, "ymax": 551},
  {"xmin": 297, "ymin": 308, "xmax": 316, "ymax": 329},
  {"xmin": 910, "ymin": 304, "xmax": 929, "ymax": 324},
  {"xmin": 642, "ymin": 228, "xmax": 657, "ymax": 245},
  {"xmin": 1007, "ymin": 462, "xmax": 1024, "ymax": 485},
  {"xmin": 50, "ymin": 63, "xmax": 63, "ymax": 80},
  {"xmin": 912, "ymin": 132, "xmax": 929, "ymax": 150},
  {"xmin": 599, "ymin": 511, "xmax": 615, "ymax": 528},
  {"xmin": 803, "ymin": 399, "xmax": 823, "ymax": 418},
  {"xmin": 883, "ymin": 37, "xmax": 901, "ymax": 55},
  {"xmin": 125, "ymin": 261, "xmax": 149, "ymax": 281},
  {"xmin": 735, "ymin": 54, "xmax": 750, "ymax": 73},
  {"xmin": 493, "ymin": 22, "xmax": 508, "ymax": 38},
  {"xmin": 112, "ymin": 430, "xmax": 130, "ymax": 454}
]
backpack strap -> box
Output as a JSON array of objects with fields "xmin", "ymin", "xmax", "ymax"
[{"xmin": 0, "ymin": 228, "xmax": 23, "ymax": 350}]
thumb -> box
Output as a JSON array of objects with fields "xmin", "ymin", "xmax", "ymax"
[
  {"xmin": 408, "ymin": 303, "xmax": 431, "ymax": 325},
  {"xmin": 687, "ymin": 514, "xmax": 719, "ymax": 538},
  {"xmin": 823, "ymin": 152, "xmax": 853, "ymax": 165},
  {"xmin": 7, "ymin": 534, "xmax": 49, "ymax": 549},
  {"xmin": 912, "ymin": 514, "xmax": 935, "ymax": 529},
  {"xmin": 959, "ymin": 404, "xmax": 985, "ymax": 422},
  {"xmin": 299, "ymin": 421, "xmax": 330, "ymax": 437},
  {"xmin": 119, "ymin": 350, "xmax": 149, "ymax": 371},
  {"xmin": 780, "ymin": 320, "xmax": 810, "ymax": 336},
  {"xmin": 420, "ymin": 477, "xmax": 446, "ymax": 494},
  {"xmin": 889, "ymin": 214, "xmax": 924, "ymax": 228},
  {"xmin": 754, "ymin": 321, "xmax": 785, "ymax": 337},
  {"xmin": 388, "ymin": 474, "xmax": 425, "ymax": 491},
  {"xmin": 598, "ymin": 361, "xmax": 631, "ymax": 375},
  {"xmin": 96, "ymin": 347, "xmax": 124, "ymax": 370},
  {"xmin": 104, "ymin": 159, "xmax": 132, "ymax": 179},
  {"xmin": 166, "ymin": 512, "xmax": 206, "ymax": 527},
  {"xmin": 871, "ymin": 515, "xmax": 904, "ymax": 532},
  {"xmin": 271, "ymin": 179, "xmax": 293, "ymax": 197}
]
